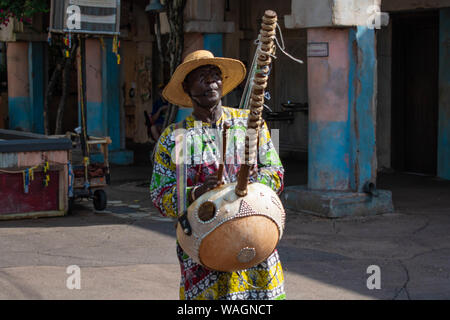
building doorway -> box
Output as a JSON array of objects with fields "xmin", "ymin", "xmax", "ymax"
[{"xmin": 391, "ymin": 11, "xmax": 439, "ymax": 175}]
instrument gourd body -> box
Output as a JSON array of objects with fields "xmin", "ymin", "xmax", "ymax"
[{"xmin": 176, "ymin": 182, "xmax": 285, "ymax": 272}]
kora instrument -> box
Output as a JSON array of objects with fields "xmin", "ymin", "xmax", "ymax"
[{"xmin": 176, "ymin": 10, "xmax": 285, "ymax": 272}]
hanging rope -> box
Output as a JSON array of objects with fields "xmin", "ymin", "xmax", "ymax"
[
  {"xmin": 239, "ymin": 22, "xmax": 304, "ymax": 111},
  {"xmin": 273, "ymin": 22, "xmax": 304, "ymax": 65}
]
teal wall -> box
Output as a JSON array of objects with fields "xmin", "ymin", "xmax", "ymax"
[
  {"xmin": 203, "ymin": 33, "xmax": 223, "ymax": 57},
  {"xmin": 438, "ymin": 8, "xmax": 450, "ymax": 180},
  {"xmin": 88, "ymin": 38, "xmax": 133, "ymax": 165},
  {"xmin": 102, "ymin": 38, "xmax": 121, "ymax": 151}
]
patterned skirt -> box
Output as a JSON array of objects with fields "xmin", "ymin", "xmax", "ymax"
[{"xmin": 177, "ymin": 243, "xmax": 286, "ymax": 300}]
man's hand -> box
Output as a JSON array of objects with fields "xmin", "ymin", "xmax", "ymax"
[
  {"xmin": 190, "ymin": 165, "xmax": 258, "ymax": 202},
  {"xmin": 192, "ymin": 175, "xmax": 223, "ymax": 201}
]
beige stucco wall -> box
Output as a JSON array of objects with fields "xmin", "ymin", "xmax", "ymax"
[
  {"xmin": 284, "ymin": 0, "xmax": 450, "ymax": 30},
  {"xmin": 285, "ymin": 0, "xmax": 384, "ymax": 29},
  {"xmin": 159, "ymin": 0, "xmax": 234, "ymax": 34},
  {"xmin": 6, "ymin": 42, "xmax": 29, "ymax": 98}
]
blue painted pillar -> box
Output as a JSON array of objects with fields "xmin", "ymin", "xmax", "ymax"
[
  {"xmin": 7, "ymin": 42, "xmax": 32, "ymax": 131},
  {"xmin": 83, "ymin": 38, "xmax": 133, "ymax": 165},
  {"xmin": 307, "ymin": 27, "xmax": 377, "ymax": 192},
  {"xmin": 100, "ymin": 38, "xmax": 133, "ymax": 164},
  {"xmin": 307, "ymin": 28, "xmax": 351, "ymax": 191},
  {"xmin": 7, "ymin": 41, "xmax": 46, "ymax": 133},
  {"xmin": 102, "ymin": 38, "xmax": 121, "ymax": 151},
  {"xmin": 438, "ymin": 8, "xmax": 450, "ymax": 180},
  {"xmin": 348, "ymin": 27, "xmax": 378, "ymax": 192},
  {"xmin": 85, "ymin": 39, "xmax": 106, "ymax": 138},
  {"xmin": 283, "ymin": 26, "xmax": 393, "ymax": 218}
]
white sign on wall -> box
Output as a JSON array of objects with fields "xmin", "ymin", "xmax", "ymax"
[{"xmin": 307, "ymin": 42, "xmax": 329, "ymax": 57}]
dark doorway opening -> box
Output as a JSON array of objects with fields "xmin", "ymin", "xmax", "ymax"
[{"xmin": 391, "ymin": 10, "xmax": 439, "ymax": 175}]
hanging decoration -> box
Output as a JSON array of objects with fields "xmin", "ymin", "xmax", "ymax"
[
  {"xmin": 63, "ymin": 34, "xmax": 72, "ymax": 58},
  {"xmin": 43, "ymin": 161, "xmax": 50, "ymax": 187},
  {"xmin": 100, "ymin": 37, "xmax": 105, "ymax": 51},
  {"xmin": 83, "ymin": 157, "xmax": 90, "ymax": 190},
  {"xmin": 112, "ymin": 35, "xmax": 121, "ymax": 65},
  {"xmin": 68, "ymin": 161, "xmax": 74, "ymax": 198},
  {"xmin": 0, "ymin": 159, "xmax": 68, "ymax": 194},
  {"xmin": 47, "ymin": 31, "xmax": 52, "ymax": 46},
  {"xmin": 23, "ymin": 168, "xmax": 31, "ymax": 193}
]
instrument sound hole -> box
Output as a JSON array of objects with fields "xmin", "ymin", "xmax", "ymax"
[{"xmin": 198, "ymin": 201, "xmax": 216, "ymax": 222}]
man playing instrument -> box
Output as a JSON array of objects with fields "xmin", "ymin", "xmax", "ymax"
[{"xmin": 150, "ymin": 50, "xmax": 286, "ymax": 300}]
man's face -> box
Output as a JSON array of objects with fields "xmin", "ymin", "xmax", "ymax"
[{"xmin": 183, "ymin": 65, "xmax": 223, "ymax": 109}]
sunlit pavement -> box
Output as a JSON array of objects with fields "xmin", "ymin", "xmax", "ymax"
[{"xmin": 0, "ymin": 164, "xmax": 449, "ymax": 300}]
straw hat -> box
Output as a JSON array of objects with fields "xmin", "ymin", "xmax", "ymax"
[{"xmin": 162, "ymin": 50, "xmax": 246, "ymax": 108}]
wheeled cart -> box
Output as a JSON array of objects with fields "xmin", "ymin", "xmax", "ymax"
[{"xmin": 68, "ymin": 133, "xmax": 112, "ymax": 213}]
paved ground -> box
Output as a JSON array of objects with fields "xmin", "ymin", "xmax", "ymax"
[{"xmin": 0, "ymin": 159, "xmax": 449, "ymax": 300}]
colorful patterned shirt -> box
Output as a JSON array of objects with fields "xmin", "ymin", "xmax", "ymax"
[{"xmin": 150, "ymin": 106, "xmax": 286, "ymax": 300}]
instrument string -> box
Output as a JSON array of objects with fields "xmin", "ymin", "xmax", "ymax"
[
  {"xmin": 238, "ymin": 22, "xmax": 303, "ymax": 111},
  {"xmin": 238, "ymin": 40, "xmax": 260, "ymax": 110}
]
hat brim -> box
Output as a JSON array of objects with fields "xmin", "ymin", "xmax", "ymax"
[{"xmin": 162, "ymin": 57, "xmax": 246, "ymax": 108}]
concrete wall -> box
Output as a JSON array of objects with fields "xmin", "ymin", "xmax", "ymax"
[
  {"xmin": 348, "ymin": 27, "xmax": 378, "ymax": 191},
  {"xmin": 306, "ymin": 26, "xmax": 378, "ymax": 191},
  {"xmin": 120, "ymin": 0, "xmax": 154, "ymax": 144},
  {"xmin": 6, "ymin": 42, "xmax": 31, "ymax": 131},
  {"xmin": 280, "ymin": 0, "xmax": 450, "ymax": 179},
  {"xmin": 382, "ymin": 0, "xmax": 450, "ymax": 12},
  {"xmin": 183, "ymin": 33, "xmax": 204, "ymax": 59},
  {"xmin": 307, "ymin": 28, "xmax": 351, "ymax": 190},
  {"xmin": 85, "ymin": 39, "xmax": 105, "ymax": 138},
  {"xmin": 222, "ymin": 0, "xmax": 308, "ymax": 153},
  {"xmin": 285, "ymin": 0, "xmax": 383, "ymax": 29},
  {"xmin": 285, "ymin": 0, "xmax": 333, "ymax": 29},
  {"xmin": 160, "ymin": 0, "xmax": 234, "ymax": 34},
  {"xmin": 376, "ymin": 21, "xmax": 392, "ymax": 170}
]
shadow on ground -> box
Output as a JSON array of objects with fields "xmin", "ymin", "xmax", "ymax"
[{"xmin": 1, "ymin": 156, "xmax": 450, "ymax": 299}]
